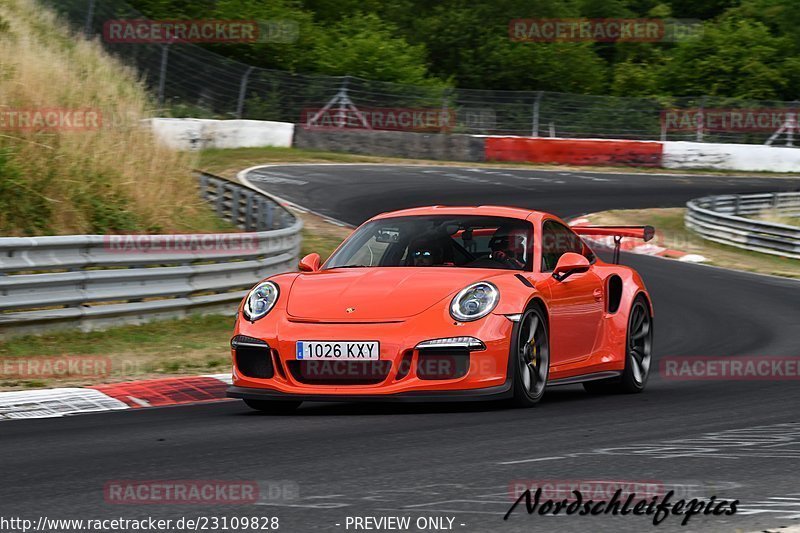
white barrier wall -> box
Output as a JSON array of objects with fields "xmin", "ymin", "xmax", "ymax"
[
  {"xmin": 149, "ymin": 118, "xmax": 295, "ymax": 151},
  {"xmin": 663, "ymin": 141, "xmax": 800, "ymax": 172}
]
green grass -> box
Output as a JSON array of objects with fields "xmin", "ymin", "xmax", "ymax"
[
  {"xmin": 0, "ymin": 314, "xmax": 234, "ymax": 390},
  {"xmin": 587, "ymin": 208, "xmax": 800, "ymax": 279}
]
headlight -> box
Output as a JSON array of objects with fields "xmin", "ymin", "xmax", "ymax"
[
  {"xmin": 450, "ymin": 282, "xmax": 499, "ymax": 322},
  {"xmin": 243, "ymin": 281, "xmax": 279, "ymax": 321}
]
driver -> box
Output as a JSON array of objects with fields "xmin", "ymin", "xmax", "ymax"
[
  {"xmin": 409, "ymin": 238, "xmax": 444, "ymax": 267},
  {"xmin": 489, "ymin": 226, "xmax": 527, "ymax": 269}
]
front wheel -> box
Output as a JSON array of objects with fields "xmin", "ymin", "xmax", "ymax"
[
  {"xmin": 243, "ymin": 399, "xmax": 302, "ymax": 414},
  {"xmin": 584, "ymin": 295, "xmax": 653, "ymax": 394},
  {"xmin": 511, "ymin": 305, "xmax": 550, "ymax": 407}
]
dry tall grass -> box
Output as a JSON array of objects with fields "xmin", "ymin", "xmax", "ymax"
[{"xmin": 0, "ymin": 0, "xmax": 224, "ymax": 236}]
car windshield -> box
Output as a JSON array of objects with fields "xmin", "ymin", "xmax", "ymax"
[{"xmin": 324, "ymin": 215, "xmax": 533, "ymax": 271}]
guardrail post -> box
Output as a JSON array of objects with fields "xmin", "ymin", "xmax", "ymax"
[
  {"xmin": 198, "ymin": 173, "xmax": 209, "ymax": 201},
  {"xmin": 265, "ymin": 201, "xmax": 274, "ymax": 229},
  {"xmin": 733, "ymin": 195, "xmax": 740, "ymax": 216},
  {"xmin": 215, "ymin": 181, "xmax": 226, "ymax": 218},
  {"xmin": 231, "ymin": 187, "xmax": 241, "ymax": 227},
  {"xmin": 245, "ymin": 192, "xmax": 254, "ymax": 231},
  {"xmin": 255, "ymin": 198, "xmax": 265, "ymax": 231}
]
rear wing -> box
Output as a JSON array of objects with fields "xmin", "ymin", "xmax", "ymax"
[{"xmin": 571, "ymin": 225, "xmax": 655, "ymax": 264}]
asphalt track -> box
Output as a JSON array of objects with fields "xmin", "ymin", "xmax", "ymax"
[{"xmin": 3, "ymin": 164, "xmax": 800, "ymax": 533}]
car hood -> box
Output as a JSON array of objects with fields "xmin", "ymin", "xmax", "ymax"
[{"xmin": 286, "ymin": 268, "xmax": 503, "ymax": 321}]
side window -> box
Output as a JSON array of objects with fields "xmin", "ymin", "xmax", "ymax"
[{"xmin": 541, "ymin": 220, "xmax": 585, "ymax": 272}]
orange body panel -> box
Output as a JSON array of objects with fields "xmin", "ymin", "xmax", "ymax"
[{"xmin": 229, "ymin": 206, "xmax": 652, "ymax": 400}]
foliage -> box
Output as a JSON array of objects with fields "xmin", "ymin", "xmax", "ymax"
[{"xmin": 123, "ymin": 0, "xmax": 800, "ymax": 99}]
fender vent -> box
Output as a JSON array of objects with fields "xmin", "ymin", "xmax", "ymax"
[{"xmin": 607, "ymin": 275, "xmax": 623, "ymax": 314}]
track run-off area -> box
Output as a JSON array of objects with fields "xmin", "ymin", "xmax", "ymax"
[{"xmin": 3, "ymin": 164, "xmax": 799, "ymax": 533}]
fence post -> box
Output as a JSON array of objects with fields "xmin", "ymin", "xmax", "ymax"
[
  {"xmin": 236, "ymin": 66, "xmax": 255, "ymax": 119},
  {"xmin": 84, "ymin": 0, "xmax": 96, "ymax": 37},
  {"xmin": 158, "ymin": 44, "xmax": 171, "ymax": 107},
  {"xmin": 696, "ymin": 97, "xmax": 706, "ymax": 142},
  {"xmin": 532, "ymin": 91, "xmax": 543, "ymax": 137}
]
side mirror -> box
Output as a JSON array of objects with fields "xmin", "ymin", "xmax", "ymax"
[
  {"xmin": 298, "ymin": 253, "xmax": 321, "ymax": 272},
  {"xmin": 553, "ymin": 252, "xmax": 590, "ymax": 281}
]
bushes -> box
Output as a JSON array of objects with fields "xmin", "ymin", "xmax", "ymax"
[{"xmin": 0, "ymin": 0, "xmax": 225, "ymax": 236}]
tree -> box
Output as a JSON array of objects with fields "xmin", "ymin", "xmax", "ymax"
[
  {"xmin": 312, "ymin": 12, "xmax": 442, "ymax": 86},
  {"xmin": 658, "ymin": 18, "xmax": 792, "ymax": 99}
]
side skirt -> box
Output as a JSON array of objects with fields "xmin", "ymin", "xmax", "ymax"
[{"xmin": 547, "ymin": 371, "xmax": 621, "ymax": 387}]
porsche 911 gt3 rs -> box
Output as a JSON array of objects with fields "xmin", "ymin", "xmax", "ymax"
[{"xmin": 227, "ymin": 205, "xmax": 654, "ymax": 411}]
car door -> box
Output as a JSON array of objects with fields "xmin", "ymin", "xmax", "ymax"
[{"xmin": 539, "ymin": 220, "xmax": 604, "ymax": 366}]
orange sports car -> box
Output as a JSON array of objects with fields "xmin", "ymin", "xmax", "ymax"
[{"xmin": 227, "ymin": 206, "xmax": 654, "ymax": 412}]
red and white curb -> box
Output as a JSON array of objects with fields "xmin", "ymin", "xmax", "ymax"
[
  {"xmin": 0, "ymin": 374, "xmax": 232, "ymax": 421},
  {"xmin": 569, "ymin": 217, "xmax": 708, "ymax": 264}
]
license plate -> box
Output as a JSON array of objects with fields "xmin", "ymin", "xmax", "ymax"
[{"xmin": 296, "ymin": 341, "xmax": 380, "ymax": 361}]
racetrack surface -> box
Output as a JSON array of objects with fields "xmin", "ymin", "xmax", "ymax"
[{"xmin": 2, "ymin": 165, "xmax": 799, "ymax": 533}]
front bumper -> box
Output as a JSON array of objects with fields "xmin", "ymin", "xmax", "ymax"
[
  {"xmin": 227, "ymin": 382, "xmax": 513, "ymax": 403},
  {"xmin": 228, "ymin": 304, "xmax": 517, "ymax": 400}
]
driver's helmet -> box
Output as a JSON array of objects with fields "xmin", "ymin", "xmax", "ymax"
[
  {"xmin": 489, "ymin": 226, "xmax": 527, "ymax": 264},
  {"xmin": 409, "ymin": 238, "xmax": 443, "ymax": 266}
]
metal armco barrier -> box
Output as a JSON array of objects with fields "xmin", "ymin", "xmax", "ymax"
[
  {"xmin": 685, "ymin": 192, "xmax": 800, "ymax": 259},
  {"xmin": 0, "ymin": 173, "xmax": 302, "ymax": 336}
]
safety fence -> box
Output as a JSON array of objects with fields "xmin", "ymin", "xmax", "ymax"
[
  {"xmin": 43, "ymin": 0, "xmax": 800, "ymax": 145},
  {"xmin": 685, "ymin": 192, "xmax": 800, "ymax": 259},
  {"xmin": 0, "ymin": 173, "xmax": 302, "ymax": 336}
]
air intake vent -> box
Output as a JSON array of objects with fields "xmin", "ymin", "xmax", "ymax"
[
  {"xmin": 607, "ymin": 275, "xmax": 623, "ymax": 314},
  {"xmin": 417, "ymin": 349, "xmax": 470, "ymax": 380},
  {"xmin": 232, "ymin": 335, "xmax": 274, "ymax": 379}
]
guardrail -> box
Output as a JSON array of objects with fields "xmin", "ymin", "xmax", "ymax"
[
  {"xmin": 685, "ymin": 192, "xmax": 800, "ymax": 259},
  {"xmin": 0, "ymin": 173, "xmax": 302, "ymax": 337}
]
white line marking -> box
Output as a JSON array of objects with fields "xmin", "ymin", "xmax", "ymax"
[{"xmin": 498, "ymin": 456, "xmax": 566, "ymax": 465}]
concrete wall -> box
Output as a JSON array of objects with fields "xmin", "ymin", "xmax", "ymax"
[
  {"xmin": 293, "ymin": 128, "xmax": 486, "ymax": 162},
  {"xmin": 484, "ymin": 136, "xmax": 663, "ymax": 167},
  {"xmin": 149, "ymin": 117, "xmax": 800, "ymax": 172},
  {"xmin": 663, "ymin": 141, "xmax": 800, "ymax": 172},
  {"xmin": 149, "ymin": 118, "xmax": 294, "ymax": 151}
]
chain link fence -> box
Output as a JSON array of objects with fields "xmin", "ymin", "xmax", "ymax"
[{"xmin": 45, "ymin": 0, "xmax": 800, "ymax": 145}]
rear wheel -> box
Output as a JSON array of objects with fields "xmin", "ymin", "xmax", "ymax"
[
  {"xmin": 584, "ymin": 295, "xmax": 652, "ymax": 394},
  {"xmin": 243, "ymin": 399, "xmax": 302, "ymax": 413},
  {"xmin": 511, "ymin": 305, "xmax": 550, "ymax": 407}
]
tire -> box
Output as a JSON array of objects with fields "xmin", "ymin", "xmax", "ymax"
[
  {"xmin": 510, "ymin": 304, "xmax": 550, "ymax": 407},
  {"xmin": 584, "ymin": 295, "xmax": 653, "ymax": 394},
  {"xmin": 243, "ymin": 399, "xmax": 302, "ymax": 413}
]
